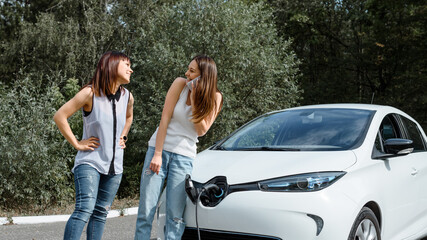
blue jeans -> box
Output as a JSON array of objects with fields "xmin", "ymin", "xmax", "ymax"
[
  {"xmin": 64, "ymin": 164, "xmax": 122, "ymax": 240},
  {"xmin": 134, "ymin": 147, "xmax": 194, "ymax": 240}
]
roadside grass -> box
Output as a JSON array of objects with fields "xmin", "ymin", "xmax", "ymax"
[{"xmin": 0, "ymin": 196, "xmax": 139, "ymax": 218}]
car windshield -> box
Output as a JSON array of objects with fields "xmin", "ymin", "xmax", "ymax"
[{"xmin": 215, "ymin": 108, "xmax": 375, "ymax": 151}]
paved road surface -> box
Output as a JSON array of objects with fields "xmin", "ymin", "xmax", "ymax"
[
  {"xmin": 0, "ymin": 215, "xmax": 157, "ymax": 240},
  {"xmin": 3, "ymin": 216, "xmax": 427, "ymax": 240}
]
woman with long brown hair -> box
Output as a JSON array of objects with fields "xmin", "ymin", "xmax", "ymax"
[
  {"xmin": 134, "ymin": 55, "xmax": 223, "ymax": 240},
  {"xmin": 54, "ymin": 51, "xmax": 134, "ymax": 240}
]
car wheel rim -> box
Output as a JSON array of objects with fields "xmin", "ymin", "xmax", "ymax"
[{"xmin": 354, "ymin": 219, "xmax": 378, "ymax": 240}]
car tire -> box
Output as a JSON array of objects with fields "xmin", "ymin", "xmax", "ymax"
[{"xmin": 348, "ymin": 207, "xmax": 381, "ymax": 240}]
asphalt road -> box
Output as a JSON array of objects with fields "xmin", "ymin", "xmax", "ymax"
[
  {"xmin": 3, "ymin": 216, "xmax": 427, "ymax": 240},
  {"xmin": 0, "ymin": 215, "xmax": 157, "ymax": 240}
]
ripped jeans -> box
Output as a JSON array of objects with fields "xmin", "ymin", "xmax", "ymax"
[
  {"xmin": 135, "ymin": 147, "xmax": 193, "ymax": 240},
  {"xmin": 64, "ymin": 164, "xmax": 122, "ymax": 240}
]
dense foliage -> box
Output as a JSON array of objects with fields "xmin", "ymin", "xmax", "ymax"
[
  {"xmin": 0, "ymin": 76, "xmax": 78, "ymax": 209},
  {"xmin": 0, "ymin": 0, "xmax": 300, "ymax": 209}
]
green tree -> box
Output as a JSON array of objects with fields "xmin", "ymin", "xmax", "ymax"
[
  {"xmin": 1, "ymin": 0, "xmax": 126, "ymax": 87},
  {"xmin": 0, "ymin": 0, "xmax": 60, "ymax": 42},
  {"xmin": 363, "ymin": 0, "xmax": 426, "ymax": 129}
]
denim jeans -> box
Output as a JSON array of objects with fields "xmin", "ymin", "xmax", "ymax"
[
  {"xmin": 134, "ymin": 147, "xmax": 194, "ymax": 240},
  {"xmin": 64, "ymin": 164, "xmax": 122, "ymax": 240}
]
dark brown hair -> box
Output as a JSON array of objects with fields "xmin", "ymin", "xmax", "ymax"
[
  {"xmin": 191, "ymin": 55, "xmax": 223, "ymax": 123},
  {"xmin": 83, "ymin": 51, "xmax": 130, "ymax": 96}
]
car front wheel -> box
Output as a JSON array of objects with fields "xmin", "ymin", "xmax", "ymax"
[{"xmin": 348, "ymin": 207, "xmax": 381, "ymax": 240}]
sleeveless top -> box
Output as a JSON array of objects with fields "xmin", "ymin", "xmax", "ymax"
[
  {"xmin": 148, "ymin": 85, "xmax": 198, "ymax": 158},
  {"xmin": 74, "ymin": 87, "xmax": 130, "ymax": 175}
]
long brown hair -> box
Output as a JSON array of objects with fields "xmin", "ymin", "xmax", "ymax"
[
  {"xmin": 191, "ymin": 55, "xmax": 223, "ymax": 123},
  {"xmin": 83, "ymin": 51, "xmax": 130, "ymax": 96}
]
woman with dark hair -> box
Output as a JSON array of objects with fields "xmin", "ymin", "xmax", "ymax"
[
  {"xmin": 54, "ymin": 51, "xmax": 134, "ymax": 240},
  {"xmin": 134, "ymin": 55, "xmax": 223, "ymax": 240}
]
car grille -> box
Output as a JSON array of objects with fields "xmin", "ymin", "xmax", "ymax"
[{"xmin": 181, "ymin": 227, "xmax": 282, "ymax": 240}]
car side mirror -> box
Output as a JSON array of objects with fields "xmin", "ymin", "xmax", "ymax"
[
  {"xmin": 384, "ymin": 138, "xmax": 414, "ymax": 155},
  {"xmin": 372, "ymin": 138, "xmax": 414, "ymax": 159}
]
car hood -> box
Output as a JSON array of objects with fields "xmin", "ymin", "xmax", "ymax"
[{"xmin": 191, "ymin": 150, "xmax": 357, "ymax": 184}]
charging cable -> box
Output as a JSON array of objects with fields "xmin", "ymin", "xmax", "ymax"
[
  {"xmin": 195, "ymin": 184, "xmax": 220, "ymax": 240},
  {"xmin": 196, "ymin": 189, "xmax": 205, "ymax": 240}
]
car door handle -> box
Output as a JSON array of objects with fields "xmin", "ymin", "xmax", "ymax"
[{"xmin": 411, "ymin": 168, "xmax": 418, "ymax": 176}]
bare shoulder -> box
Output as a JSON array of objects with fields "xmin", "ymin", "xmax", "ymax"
[
  {"xmin": 79, "ymin": 86, "xmax": 93, "ymax": 97},
  {"xmin": 168, "ymin": 77, "xmax": 186, "ymax": 92},
  {"xmin": 129, "ymin": 92, "xmax": 134, "ymax": 104},
  {"xmin": 173, "ymin": 77, "xmax": 187, "ymax": 85},
  {"xmin": 74, "ymin": 86, "xmax": 93, "ymax": 104},
  {"xmin": 215, "ymin": 91, "xmax": 223, "ymax": 102}
]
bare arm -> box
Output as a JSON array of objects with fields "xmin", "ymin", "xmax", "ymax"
[
  {"xmin": 191, "ymin": 88, "xmax": 223, "ymax": 136},
  {"xmin": 150, "ymin": 77, "xmax": 187, "ymax": 174},
  {"xmin": 53, "ymin": 87, "xmax": 100, "ymax": 151},
  {"xmin": 119, "ymin": 92, "xmax": 134, "ymax": 149}
]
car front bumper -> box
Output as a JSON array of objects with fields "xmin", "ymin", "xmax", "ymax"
[{"xmin": 181, "ymin": 188, "xmax": 358, "ymax": 240}]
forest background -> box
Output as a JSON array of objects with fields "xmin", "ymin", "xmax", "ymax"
[{"xmin": 0, "ymin": 0, "xmax": 425, "ymax": 213}]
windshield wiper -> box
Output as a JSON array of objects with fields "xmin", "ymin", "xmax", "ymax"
[
  {"xmin": 231, "ymin": 146, "xmax": 301, "ymax": 151},
  {"xmin": 213, "ymin": 145, "xmax": 228, "ymax": 150}
]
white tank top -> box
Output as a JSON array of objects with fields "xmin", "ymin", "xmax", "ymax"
[
  {"xmin": 148, "ymin": 85, "xmax": 198, "ymax": 158},
  {"xmin": 74, "ymin": 87, "xmax": 130, "ymax": 175}
]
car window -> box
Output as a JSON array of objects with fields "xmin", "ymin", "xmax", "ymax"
[
  {"xmin": 400, "ymin": 116, "xmax": 426, "ymax": 151},
  {"xmin": 374, "ymin": 132, "xmax": 384, "ymax": 152},
  {"xmin": 380, "ymin": 115, "xmax": 399, "ymax": 141},
  {"xmin": 217, "ymin": 108, "xmax": 375, "ymax": 151},
  {"xmin": 375, "ymin": 114, "xmax": 403, "ymax": 153}
]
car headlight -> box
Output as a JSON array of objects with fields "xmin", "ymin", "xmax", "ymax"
[{"xmin": 258, "ymin": 171, "xmax": 346, "ymax": 192}]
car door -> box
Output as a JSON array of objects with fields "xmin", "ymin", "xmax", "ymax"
[
  {"xmin": 398, "ymin": 115, "xmax": 427, "ymax": 237},
  {"xmin": 374, "ymin": 114, "xmax": 420, "ymax": 239}
]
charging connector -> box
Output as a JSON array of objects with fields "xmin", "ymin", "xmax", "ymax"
[
  {"xmin": 196, "ymin": 184, "xmax": 221, "ymax": 240},
  {"xmin": 185, "ymin": 175, "xmax": 229, "ymax": 240}
]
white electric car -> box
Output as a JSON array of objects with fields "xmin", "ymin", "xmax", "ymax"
[{"xmin": 154, "ymin": 104, "xmax": 427, "ymax": 240}]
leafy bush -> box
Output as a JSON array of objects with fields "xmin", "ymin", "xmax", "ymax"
[{"xmin": 0, "ymin": 75, "xmax": 79, "ymax": 210}]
